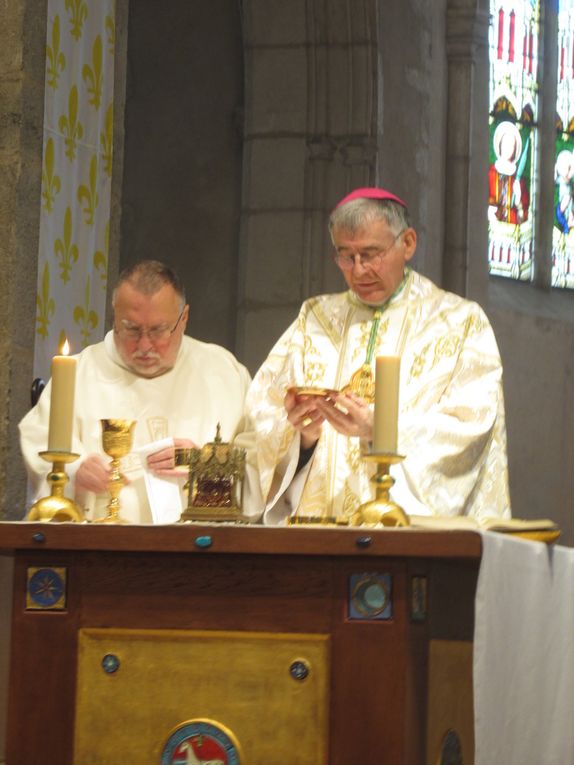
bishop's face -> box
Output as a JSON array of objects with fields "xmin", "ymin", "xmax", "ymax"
[
  {"xmin": 332, "ymin": 218, "xmax": 417, "ymax": 305},
  {"xmin": 113, "ymin": 282, "xmax": 189, "ymax": 378}
]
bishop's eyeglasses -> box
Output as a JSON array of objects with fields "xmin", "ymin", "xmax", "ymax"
[
  {"xmin": 334, "ymin": 230, "xmax": 405, "ymax": 271},
  {"xmin": 115, "ymin": 306, "xmax": 186, "ymax": 342}
]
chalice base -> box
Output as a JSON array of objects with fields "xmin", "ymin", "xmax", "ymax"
[
  {"xmin": 93, "ymin": 511, "xmax": 130, "ymax": 525},
  {"xmin": 94, "ymin": 495, "xmax": 130, "ymax": 524}
]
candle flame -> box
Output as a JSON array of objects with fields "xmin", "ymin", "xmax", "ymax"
[{"xmin": 61, "ymin": 338, "xmax": 70, "ymax": 356}]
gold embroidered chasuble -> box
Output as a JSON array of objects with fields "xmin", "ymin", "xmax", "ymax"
[{"xmin": 243, "ymin": 270, "xmax": 511, "ymax": 523}]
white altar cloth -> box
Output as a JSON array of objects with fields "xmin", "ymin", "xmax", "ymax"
[{"xmin": 474, "ymin": 532, "xmax": 574, "ymax": 764}]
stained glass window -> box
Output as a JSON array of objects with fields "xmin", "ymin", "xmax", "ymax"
[
  {"xmin": 488, "ymin": 0, "xmax": 540, "ymax": 280},
  {"xmin": 552, "ymin": 0, "xmax": 574, "ymax": 287}
]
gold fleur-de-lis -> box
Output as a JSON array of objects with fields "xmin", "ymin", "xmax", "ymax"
[
  {"xmin": 82, "ymin": 35, "xmax": 103, "ymax": 109},
  {"xmin": 73, "ymin": 276, "xmax": 99, "ymax": 346},
  {"xmin": 46, "ymin": 15, "xmax": 66, "ymax": 90},
  {"xmin": 54, "ymin": 207, "xmax": 79, "ymax": 283},
  {"xmin": 58, "ymin": 85, "xmax": 84, "ymax": 161},
  {"xmin": 100, "ymin": 103, "xmax": 113, "ymax": 177},
  {"xmin": 65, "ymin": 0, "xmax": 88, "ymax": 41},
  {"xmin": 36, "ymin": 262, "xmax": 56, "ymax": 338},
  {"xmin": 105, "ymin": 14, "xmax": 115, "ymax": 56},
  {"xmin": 77, "ymin": 154, "xmax": 99, "ymax": 225},
  {"xmin": 41, "ymin": 138, "xmax": 61, "ymax": 213},
  {"xmin": 93, "ymin": 222, "xmax": 109, "ymax": 289}
]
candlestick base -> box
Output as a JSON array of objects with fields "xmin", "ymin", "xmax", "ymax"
[
  {"xmin": 352, "ymin": 452, "xmax": 410, "ymax": 527},
  {"xmin": 26, "ymin": 451, "xmax": 85, "ymax": 523}
]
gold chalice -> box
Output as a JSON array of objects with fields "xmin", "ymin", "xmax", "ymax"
[{"xmin": 97, "ymin": 419, "xmax": 136, "ymax": 524}]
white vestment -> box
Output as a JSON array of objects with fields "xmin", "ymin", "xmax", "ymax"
[
  {"xmin": 19, "ymin": 332, "xmax": 251, "ymax": 523},
  {"xmin": 240, "ymin": 270, "xmax": 511, "ymax": 524}
]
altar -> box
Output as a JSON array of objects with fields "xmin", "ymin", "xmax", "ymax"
[{"xmin": 0, "ymin": 522, "xmax": 481, "ymax": 764}]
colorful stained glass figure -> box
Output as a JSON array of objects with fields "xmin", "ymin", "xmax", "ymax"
[
  {"xmin": 552, "ymin": 0, "xmax": 574, "ymax": 288},
  {"xmin": 488, "ymin": 0, "xmax": 540, "ymax": 281}
]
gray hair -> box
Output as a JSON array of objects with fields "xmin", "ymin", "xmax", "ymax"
[
  {"xmin": 112, "ymin": 260, "xmax": 186, "ymax": 308},
  {"xmin": 328, "ymin": 198, "xmax": 411, "ymax": 241}
]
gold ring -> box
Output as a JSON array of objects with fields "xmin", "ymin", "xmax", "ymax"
[{"xmin": 302, "ymin": 417, "xmax": 313, "ymax": 428}]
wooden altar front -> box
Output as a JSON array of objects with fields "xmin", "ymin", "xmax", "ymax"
[{"xmin": 0, "ymin": 522, "xmax": 481, "ymax": 764}]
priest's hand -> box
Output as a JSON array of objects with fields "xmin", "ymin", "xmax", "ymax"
[
  {"xmin": 76, "ymin": 454, "xmax": 113, "ymax": 494},
  {"xmin": 314, "ymin": 391, "xmax": 373, "ymax": 440},
  {"xmin": 285, "ymin": 389, "xmax": 325, "ymax": 449},
  {"xmin": 147, "ymin": 437, "xmax": 198, "ymax": 477}
]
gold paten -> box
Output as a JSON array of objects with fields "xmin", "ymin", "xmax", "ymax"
[
  {"xmin": 179, "ymin": 424, "xmax": 246, "ymax": 522},
  {"xmin": 291, "ymin": 386, "xmax": 338, "ymax": 398},
  {"xmin": 26, "ymin": 451, "xmax": 84, "ymax": 522},
  {"xmin": 351, "ymin": 452, "xmax": 410, "ymax": 527},
  {"xmin": 74, "ymin": 627, "xmax": 329, "ymax": 764},
  {"xmin": 97, "ymin": 419, "xmax": 136, "ymax": 524}
]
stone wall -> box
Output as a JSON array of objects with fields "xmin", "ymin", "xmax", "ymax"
[
  {"xmin": 119, "ymin": 0, "xmax": 244, "ymax": 351},
  {"xmin": 0, "ymin": 2, "xmax": 46, "ymax": 521},
  {"xmin": 0, "ymin": 2, "xmax": 46, "ymax": 756}
]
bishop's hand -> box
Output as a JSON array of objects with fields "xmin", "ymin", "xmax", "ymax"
[
  {"xmin": 285, "ymin": 389, "xmax": 325, "ymax": 449},
  {"xmin": 314, "ymin": 391, "xmax": 373, "ymax": 440}
]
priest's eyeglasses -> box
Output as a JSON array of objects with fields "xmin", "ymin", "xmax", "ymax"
[
  {"xmin": 115, "ymin": 307, "xmax": 186, "ymax": 342},
  {"xmin": 334, "ymin": 230, "xmax": 405, "ymax": 271}
]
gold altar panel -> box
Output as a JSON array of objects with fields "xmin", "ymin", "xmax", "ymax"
[
  {"xmin": 74, "ymin": 627, "xmax": 330, "ymax": 764},
  {"xmin": 426, "ymin": 639, "xmax": 474, "ymax": 765}
]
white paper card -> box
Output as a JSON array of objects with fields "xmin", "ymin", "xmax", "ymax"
[{"xmin": 135, "ymin": 438, "xmax": 183, "ymax": 524}]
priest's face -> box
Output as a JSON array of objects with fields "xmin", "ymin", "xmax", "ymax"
[
  {"xmin": 113, "ymin": 282, "xmax": 189, "ymax": 377},
  {"xmin": 332, "ymin": 218, "xmax": 417, "ymax": 305}
]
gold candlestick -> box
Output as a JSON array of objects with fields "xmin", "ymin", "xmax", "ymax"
[
  {"xmin": 352, "ymin": 452, "xmax": 410, "ymax": 527},
  {"xmin": 96, "ymin": 419, "xmax": 136, "ymax": 524},
  {"xmin": 26, "ymin": 451, "xmax": 85, "ymax": 523}
]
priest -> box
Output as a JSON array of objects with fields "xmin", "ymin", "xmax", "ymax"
[{"xmin": 19, "ymin": 260, "xmax": 251, "ymax": 523}]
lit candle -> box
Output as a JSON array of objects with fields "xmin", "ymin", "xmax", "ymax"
[
  {"xmin": 373, "ymin": 355, "xmax": 400, "ymax": 453},
  {"xmin": 47, "ymin": 339, "xmax": 77, "ymax": 452}
]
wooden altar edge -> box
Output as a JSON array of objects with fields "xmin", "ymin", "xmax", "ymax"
[{"xmin": 0, "ymin": 521, "xmax": 482, "ymax": 559}]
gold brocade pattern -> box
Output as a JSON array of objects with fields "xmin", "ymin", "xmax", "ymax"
[
  {"xmin": 341, "ymin": 482, "xmax": 361, "ymax": 521},
  {"xmin": 303, "ymin": 335, "xmax": 326, "ymax": 386},
  {"xmin": 346, "ymin": 441, "xmax": 362, "ymax": 473},
  {"xmin": 409, "ymin": 342, "xmax": 431, "ymax": 379},
  {"xmin": 432, "ymin": 334, "xmax": 462, "ymax": 367},
  {"xmin": 245, "ymin": 271, "xmax": 511, "ymax": 523}
]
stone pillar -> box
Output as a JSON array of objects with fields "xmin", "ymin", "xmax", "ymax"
[
  {"xmin": 0, "ymin": 0, "xmax": 47, "ymax": 520},
  {"xmin": 443, "ymin": 0, "xmax": 490, "ymax": 301},
  {"xmin": 237, "ymin": 0, "xmax": 379, "ymax": 372},
  {"xmin": 0, "ymin": 3, "xmax": 46, "ymax": 758},
  {"xmin": 534, "ymin": 2, "xmax": 559, "ymax": 289}
]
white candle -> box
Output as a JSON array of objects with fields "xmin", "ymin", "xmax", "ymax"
[
  {"xmin": 373, "ymin": 355, "xmax": 400, "ymax": 453},
  {"xmin": 47, "ymin": 340, "xmax": 77, "ymax": 452}
]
